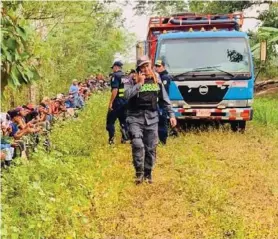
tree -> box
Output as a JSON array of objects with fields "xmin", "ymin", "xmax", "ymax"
[
  {"xmin": 1, "ymin": 1, "xmax": 132, "ymax": 108},
  {"xmin": 133, "ymin": 0, "xmax": 265, "ymax": 16},
  {"xmin": 189, "ymin": 1, "xmax": 256, "ymax": 14},
  {"xmin": 1, "ymin": 3, "xmax": 39, "ymax": 91},
  {"xmin": 134, "ymin": 0, "xmax": 188, "ymax": 16},
  {"xmin": 250, "ymin": 3, "xmax": 278, "ymax": 71}
]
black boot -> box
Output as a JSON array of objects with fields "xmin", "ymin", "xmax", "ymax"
[
  {"xmin": 135, "ymin": 172, "xmax": 144, "ymax": 185},
  {"xmin": 160, "ymin": 138, "xmax": 167, "ymax": 145},
  {"xmin": 108, "ymin": 137, "xmax": 114, "ymax": 145},
  {"xmin": 144, "ymin": 169, "xmax": 153, "ymax": 184}
]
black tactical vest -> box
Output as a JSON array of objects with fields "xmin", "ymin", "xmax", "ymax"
[{"xmin": 128, "ymin": 77, "xmax": 160, "ymax": 111}]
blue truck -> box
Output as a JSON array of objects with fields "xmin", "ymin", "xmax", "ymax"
[{"xmin": 136, "ymin": 12, "xmax": 254, "ymax": 131}]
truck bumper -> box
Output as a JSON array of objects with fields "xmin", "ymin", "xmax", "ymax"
[{"xmin": 174, "ymin": 107, "xmax": 253, "ymax": 121}]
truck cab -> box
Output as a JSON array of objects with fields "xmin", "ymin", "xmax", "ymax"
[{"xmin": 137, "ymin": 13, "xmax": 254, "ymax": 131}]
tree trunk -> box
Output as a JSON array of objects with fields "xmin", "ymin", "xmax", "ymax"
[{"xmin": 29, "ymin": 84, "xmax": 36, "ymax": 104}]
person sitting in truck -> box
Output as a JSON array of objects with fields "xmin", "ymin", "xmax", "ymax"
[{"xmin": 155, "ymin": 59, "xmax": 173, "ymax": 144}]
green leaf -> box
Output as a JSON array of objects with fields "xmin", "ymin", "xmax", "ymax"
[
  {"xmin": 1, "ymin": 47, "xmax": 12, "ymax": 62},
  {"xmin": 25, "ymin": 68, "xmax": 34, "ymax": 79},
  {"xmin": 16, "ymin": 65, "xmax": 29, "ymax": 83},
  {"xmin": 268, "ymin": 35, "xmax": 278, "ymax": 44},
  {"xmin": 258, "ymin": 32, "xmax": 271, "ymax": 41},
  {"xmin": 16, "ymin": 26, "xmax": 27, "ymax": 41},
  {"xmin": 20, "ymin": 52, "xmax": 30, "ymax": 60},
  {"xmin": 6, "ymin": 51, "xmax": 13, "ymax": 62},
  {"xmin": 32, "ymin": 68, "xmax": 40, "ymax": 80},
  {"xmin": 251, "ymin": 35, "xmax": 278, "ymax": 52},
  {"xmin": 10, "ymin": 65, "xmax": 21, "ymax": 86},
  {"xmin": 260, "ymin": 27, "xmax": 278, "ymax": 33},
  {"xmin": 251, "ymin": 43, "xmax": 260, "ymax": 52},
  {"xmin": 14, "ymin": 50, "xmax": 20, "ymax": 61},
  {"xmin": 6, "ymin": 38, "xmax": 18, "ymax": 50}
]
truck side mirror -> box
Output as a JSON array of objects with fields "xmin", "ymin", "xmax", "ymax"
[{"xmin": 260, "ymin": 41, "xmax": 267, "ymax": 62}]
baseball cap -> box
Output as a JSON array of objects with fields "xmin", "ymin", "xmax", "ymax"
[
  {"xmin": 111, "ymin": 61, "xmax": 123, "ymax": 68},
  {"xmin": 155, "ymin": 59, "xmax": 165, "ymax": 67}
]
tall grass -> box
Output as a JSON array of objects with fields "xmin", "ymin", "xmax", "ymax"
[
  {"xmin": 1, "ymin": 94, "xmax": 111, "ymax": 238},
  {"xmin": 253, "ymin": 95, "xmax": 278, "ymax": 127},
  {"xmin": 1, "ymin": 93, "xmax": 278, "ymax": 238}
]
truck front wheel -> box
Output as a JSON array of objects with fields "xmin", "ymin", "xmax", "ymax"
[{"xmin": 230, "ymin": 121, "xmax": 246, "ymax": 133}]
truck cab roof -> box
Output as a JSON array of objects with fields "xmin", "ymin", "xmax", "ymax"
[{"xmin": 158, "ymin": 31, "xmax": 248, "ymax": 41}]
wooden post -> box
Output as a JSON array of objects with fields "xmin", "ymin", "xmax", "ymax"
[{"xmin": 260, "ymin": 41, "xmax": 267, "ymax": 62}]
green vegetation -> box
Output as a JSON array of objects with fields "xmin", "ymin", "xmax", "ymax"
[
  {"xmin": 2, "ymin": 93, "xmax": 278, "ymax": 239},
  {"xmin": 1, "ymin": 2, "xmax": 278, "ymax": 238},
  {"xmin": 1, "ymin": 1, "xmax": 134, "ymax": 110},
  {"xmin": 254, "ymin": 94, "xmax": 278, "ymax": 127},
  {"xmin": 1, "ymin": 94, "xmax": 111, "ymax": 238},
  {"xmin": 1, "ymin": 5, "xmax": 39, "ymax": 91}
]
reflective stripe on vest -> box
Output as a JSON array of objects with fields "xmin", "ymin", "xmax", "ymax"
[
  {"xmin": 118, "ymin": 88, "xmax": 125, "ymax": 97},
  {"xmin": 140, "ymin": 83, "xmax": 159, "ymax": 92}
]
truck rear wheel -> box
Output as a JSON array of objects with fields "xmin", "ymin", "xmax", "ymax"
[{"xmin": 230, "ymin": 121, "xmax": 246, "ymax": 133}]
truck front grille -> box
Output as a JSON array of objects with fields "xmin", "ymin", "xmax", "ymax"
[{"xmin": 178, "ymin": 85, "xmax": 228, "ymax": 104}]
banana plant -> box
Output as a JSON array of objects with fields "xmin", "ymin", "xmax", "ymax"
[{"xmin": 251, "ymin": 27, "xmax": 278, "ymax": 58}]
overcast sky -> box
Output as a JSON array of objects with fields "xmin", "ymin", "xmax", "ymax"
[{"xmin": 114, "ymin": 2, "xmax": 269, "ymax": 63}]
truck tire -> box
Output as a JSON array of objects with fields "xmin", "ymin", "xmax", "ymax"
[{"xmin": 230, "ymin": 121, "xmax": 246, "ymax": 133}]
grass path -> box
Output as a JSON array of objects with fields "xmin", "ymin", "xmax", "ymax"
[
  {"xmin": 85, "ymin": 94, "xmax": 278, "ymax": 239},
  {"xmin": 93, "ymin": 125, "xmax": 278, "ymax": 239},
  {"xmin": 2, "ymin": 93, "xmax": 278, "ymax": 239}
]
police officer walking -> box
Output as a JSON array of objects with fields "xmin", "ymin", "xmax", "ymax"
[
  {"xmin": 106, "ymin": 61, "xmax": 129, "ymax": 145},
  {"xmin": 155, "ymin": 59, "xmax": 172, "ymax": 144},
  {"xmin": 124, "ymin": 56, "xmax": 177, "ymax": 184}
]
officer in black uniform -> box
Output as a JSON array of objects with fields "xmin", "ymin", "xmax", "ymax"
[
  {"xmin": 155, "ymin": 59, "xmax": 173, "ymax": 144},
  {"xmin": 124, "ymin": 56, "xmax": 177, "ymax": 184},
  {"xmin": 106, "ymin": 61, "xmax": 129, "ymax": 144}
]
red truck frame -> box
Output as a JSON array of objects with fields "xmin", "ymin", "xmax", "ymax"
[{"xmin": 142, "ymin": 12, "xmax": 244, "ymax": 64}]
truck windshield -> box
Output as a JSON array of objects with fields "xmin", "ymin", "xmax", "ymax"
[{"xmin": 157, "ymin": 38, "xmax": 251, "ymax": 75}]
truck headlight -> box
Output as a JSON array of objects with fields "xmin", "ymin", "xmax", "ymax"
[
  {"xmin": 227, "ymin": 100, "xmax": 248, "ymax": 107},
  {"xmin": 218, "ymin": 100, "xmax": 248, "ymax": 108}
]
